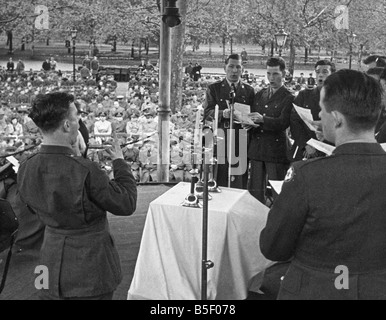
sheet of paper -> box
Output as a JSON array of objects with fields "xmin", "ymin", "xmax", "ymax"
[
  {"xmin": 6, "ymin": 156, "xmax": 20, "ymax": 173},
  {"xmin": 381, "ymin": 143, "xmax": 386, "ymax": 152},
  {"xmin": 226, "ymin": 101, "xmax": 256, "ymax": 127},
  {"xmin": 269, "ymin": 180, "xmax": 284, "ymax": 195},
  {"xmin": 293, "ymin": 103, "xmax": 318, "ymax": 132},
  {"xmin": 307, "ymin": 139, "xmax": 335, "ymax": 156},
  {"xmin": 234, "ymin": 103, "xmax": 251, "ymax": 116}
]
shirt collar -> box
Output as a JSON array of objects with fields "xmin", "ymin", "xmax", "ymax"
[
  {"xmin": 39, "ymin": 145, "xmax": 76, "ymax": 156},
  {"xmin": 225, "ymin": 79, "xmax": 240, "ymax": 89},
  {"xmin": 333, "ymin": 143, "xmax": 386, "ymax": 156}
]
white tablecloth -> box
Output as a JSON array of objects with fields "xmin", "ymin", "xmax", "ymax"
[{"xmin": 128, "ymin": 182, "xmax": 271, "ymax": 300}]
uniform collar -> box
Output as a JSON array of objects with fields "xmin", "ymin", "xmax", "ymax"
[
  {"xmin": 333, "ymin": 143, "xmax": 385, "ymax": 155},
  {"xmin": 40, "ymin": 145, "xmax": 76, "ymax": 156},
  {"xmin": 225, "ymin": 79, "xmax": 241, "ymax": 89}
]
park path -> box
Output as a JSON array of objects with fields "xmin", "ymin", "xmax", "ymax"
[{"xmin": 0, "ymin": 58, "xmax": 318, "ymax": 78}]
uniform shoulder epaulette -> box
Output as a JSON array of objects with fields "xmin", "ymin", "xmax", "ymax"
[{"xmin": 293, "ymin": 154, "xmax": 336, "ymax": 171}]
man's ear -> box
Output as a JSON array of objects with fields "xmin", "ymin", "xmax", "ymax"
[
  {"xmin": 63, "ymin": 119, "xmax": 70, "ymax": 133},
  {"xmin": 331, "ymin": 110, "xmax": 344, "ymax": 129}
]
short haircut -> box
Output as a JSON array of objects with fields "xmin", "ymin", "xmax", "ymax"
[
  {"xmin": 380, "ymin": 68, "xmax": 386, "ymax": 82},
  {"xmin": 29, "ymin": 92, "xmax": 75, "ymax": 133},
  {"xmin": 363, "ymin": 55, "xmax": 386, "ymax": 67},
  {"xmin": 266, "ymin": 57, "xmax": 286, "ymax": 72},
  {"xmin": 322, "ymin": 69, "xmax": 382, "ymax": 131},
  {"xmin": 315, "ymin": 59, "xmax": 336, "ymax": 73},
  {"xmin": 366, "ymin": 67, "xmax": 385, "ymax": 78},
  {"xmin": 225, "ymin": 54, "xmax": 242, "ymax": 65}
]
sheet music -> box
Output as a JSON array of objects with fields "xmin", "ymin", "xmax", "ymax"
[
  {"xmin": 307, "ymin": 139, "xmax": 335, "ymax": 156},
  {"xmin": 293, "ymin": 103, "xmax": 318, "ymax": 132},
  {"xmin": 234, "ymin": 102, "xmax": 256, "ymax": 126},
  {"xmin": 6, "ymin": 156, "xmax": 20, "ymax": 173},
  {"xmin": 269, "ymin": 180, "xmax": 284, "ymax": 195}
]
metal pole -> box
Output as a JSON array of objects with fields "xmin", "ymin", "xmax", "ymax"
[
  {"xmin": 157, "ymin": 0, "xmax": 171, "ymax": 182},
  {"xmin": 349, "ymin": 45, "xmax": 352, "ymax": 70},
  {"xmin": 73, "ymin": 39, "xmax": 76, "ymax": 82},
  {"xmin": 201, "ymin": 162, "xmax": 210, "ymax": 300}
]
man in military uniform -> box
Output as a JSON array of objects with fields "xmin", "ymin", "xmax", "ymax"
[
  {"xmin": 247, "ymin": 57, "xmax": 294, "ymax": 203},
  {"xmin": 290, "ymin": 60, "xmax": 336, "ymax": 161},
  {"xmin": 169, "ymin": 138, "xmax": 185, "ymax": 182},
  {"xmin": 123, "ymin": 139, "xmax": 140, "ymax": 182},
  {"xmin": 203, "ymin": 54, "xmax": 255, "ymax": 189},
  {"xmin": 111, "ymin": 112, "xmax": 127, "ymax": 135},
  {"xmin": 260, "ymin": 69, "xmax": 386, "ymax": 300},
  {"xmin": 139, "ymin": 140, "xmax": 158, "ymax": 183}
]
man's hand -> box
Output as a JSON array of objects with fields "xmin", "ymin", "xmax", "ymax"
[
  {"xmin": 234, "ymin": 110, "xmax": 242, "ymax": 122},
  {"xmin": 241, "ymin": 124, "xmax": 258, "ymax": 131},
  {"xmin": 223, "ymin": 109, "xmax": 230, "ymax": 119},
  {"xmin": 248, "ymin": 112, "xmax": 264, "ymax": 124},
  {"xmin": 312, "ymin": 120, "xmax": 322, "ymax": 131},
  {"xmin": 105, "ymin": 137, "xmax": 124, "ymax": 160},
  {"xmin": 315, "ymin": 131, "xmax": 324, "ymax": 141},
  {"xmin": 304, "ymin": 145, "xmax": 317, "ymax": 158}
]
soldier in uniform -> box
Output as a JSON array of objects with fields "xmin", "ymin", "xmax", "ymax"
[
  {"xmin": 169, "ymin": 138, "xmax": 185, "ymax": 182},
  {"xmin": 123, "ymin": 139, "xmax": 140, "ymax": 182},
  {"xmin": 139, "ymin": 140, "xmax": 158, "ymax": 183},
  {"xmin": 290, "ymin": 60, "xmax": 336, "ymax": 161},
  {"xmin": 247, "ymin": 57, "xmax": 294, "ymax": 203},
  {"xmin": 111, "ymin": 112, "xmax": 127, "ymax": 135},
  {"xmin": 260, "ymin": 69, "xmax": 386, "ymax": 300},
  {"xmin": 203, "ymin": 54, "xmax": 255, "ymax": 189}
]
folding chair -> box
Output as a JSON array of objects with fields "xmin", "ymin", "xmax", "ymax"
[{"xmin": 0, "ymin": 199, "xmax": 18, "ymax": 295}]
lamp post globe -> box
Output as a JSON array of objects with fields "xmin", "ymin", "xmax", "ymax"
[{"xmin": 275, "ymin": 28, "xmax": 288, "ymax": 57}]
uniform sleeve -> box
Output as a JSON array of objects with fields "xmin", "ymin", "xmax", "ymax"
[
  {"xmin": 203, "ymin": 85, "xmax": 224, "ymax": 124},
  {"xmin": 262, "ymin": 94, "xmax": 294, "ymax": 132},
  {"xmin": 259, "ymin": 165, "xmax": 308, "ymax": 262},
  {"xmin": 88, "ymin": 159, "xmax": 137, "ymax": 216}
]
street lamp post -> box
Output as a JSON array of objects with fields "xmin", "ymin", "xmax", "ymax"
[
  {"xmin": 347, "ymin": 31, "xmax": 357, "ymax": 70},
  {"xmin": 158, "ymin": 0, "xmax": 181, "ymax": 183},
  {"xmin": 274, "ymin": 28, "xmax": 288, "ymax": 57},
  {"xmin": 71, "ymin": 28, "xmax": 77, "ymax": 82}
]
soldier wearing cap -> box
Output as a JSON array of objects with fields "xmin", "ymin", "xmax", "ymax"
[
  {"xmin": 117, "ymin": 95, "xmax": 129, "ymax": 112},
  {"xmin": 111, "ymin": 111, "xmax": 127, "ymax": 134},
  {"xmin": 140, "ymin": 112, "xmax": 157, "ymax": 137},
  {"xmin": 139, "ymin": 139, "xmax": 158, "ymax": 183},
  {"xmin": 123, "ymin": 138, "xmax": 140, "ymax": 182}
]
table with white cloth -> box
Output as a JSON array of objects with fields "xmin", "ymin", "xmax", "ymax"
[{"xmin": 128, "ymin": 182, "xmax": 272, "ymax": 300}]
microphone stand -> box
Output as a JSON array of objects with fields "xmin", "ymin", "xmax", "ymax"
[
  {"xmin": 182, "ymin": 134, "xmax": 201, "ymax": 208},
  {"xmin": 195, "ymin": 117, "xmax": 212, "ymax": 201},
  {"xmin": 208, "ymin": 115, "xmax": 221, "ymax": 193},
  {"xmin": 228, "ymin": 84, "xmax": 236, "ymax": 188},
  {"xmin": 201, "ymin": 148, "xmax": 214, "ymax": 300}
]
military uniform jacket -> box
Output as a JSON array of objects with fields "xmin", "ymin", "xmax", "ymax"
[
  {"xmin": 290, "ymin": 87, "xmax": 321, "ymax": 158},
  {"xmin": 248, "ymin": 86, "xmax": 294, "ymax": 163},
  {"xmin": 260, "ymin": 143, "xmax": 386, "ymax": 300},
  {"xmin": 203, "ymin": 79, "xmax": 255, "ymax": 130},
  {"xmin": 17, "ymin": 145, "xmax": 137, "ymax": 298}
]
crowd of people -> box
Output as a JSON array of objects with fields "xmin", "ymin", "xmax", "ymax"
[
  {"xmin": 0, "ymin": 54, "xmax": 290, "ymax": 184},
  {"xmin": 3, "ymin": 51, "xmax": 386, "ymax": 300}
]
